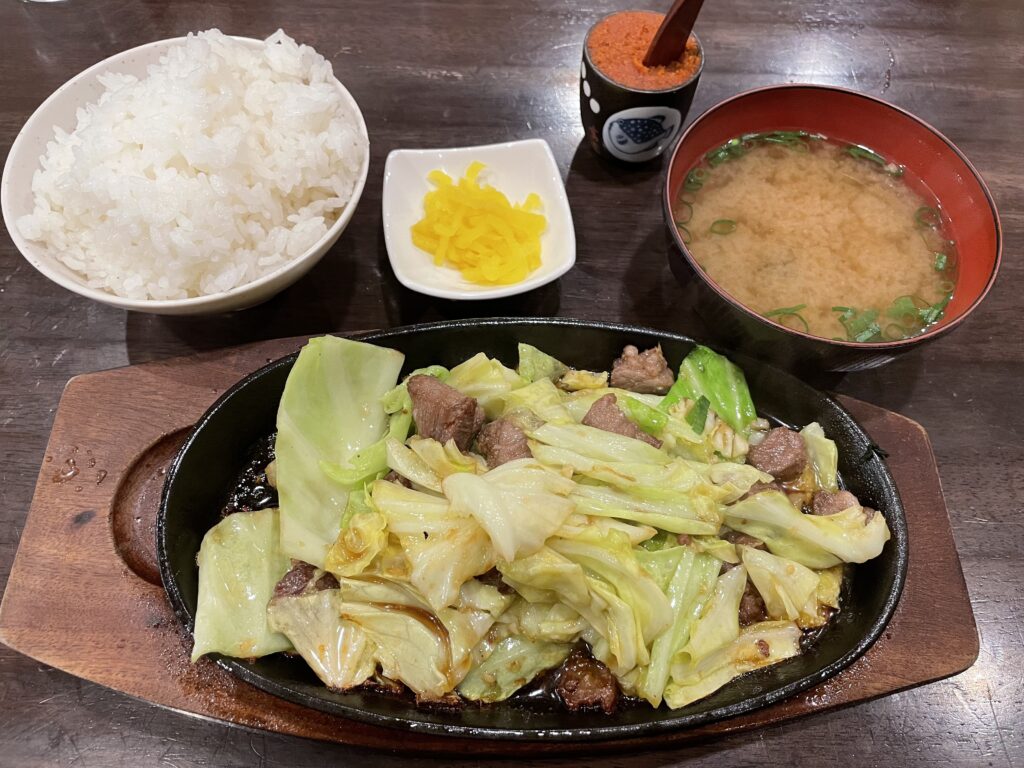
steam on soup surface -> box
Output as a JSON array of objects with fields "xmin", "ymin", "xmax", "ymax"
[{"xmin": 674, "ymin": 132, "xmax": 957, "ymax": 342}]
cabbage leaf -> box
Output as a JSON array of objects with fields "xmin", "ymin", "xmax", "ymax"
[
  {"xmin": 674, "ymin": 565, "xmax": 747, "ymax": 668},
  {"xmin": 498, "ymin": 547, "xmax": 646, "ymax": 674},
  {"xmin": 276, "ymin": 336, "xmax": 405, "ymax": 566},
  {"xmin": 516, "ymin": 343, "xmax": 569, "ymax": 383},
  {"xmin": 385, "ymin": 438, "xmax": 443, "ymax": 491},
  {"xmin": 445, "ymin": 352, "xmax": 525, "ymax": 418},
  {"xmin": 724, "ymin": 490, "xmax": 890, "ymax": 568},
  {"xmin": 324, "ymin": 489, "xmax": 389, "ymax": 577},
  {"xmin": 549, "ymin": 527, "xmax": 671, "ymax": 644},
  {"xmin": 443, "ymin": 459, "xmax": 576, "ymax": 562},
  {"xmin": 498, "ymin": 378, "xmax": 574, "ymax": 424},
  {"xmin": 370, "ymin": 479, "xmax": 495, "ymax": 610},
  {"xmin": 557, "ymin": 369, "xmax": 609, "ymax": 391},
  {"xmin": 801, "ymin": 422, "xmax": 839, "ymax": 492},
  {"xmin": 740, "ymin": 545, "xmax": 820, "ymax": 624},
  {"xmin": 328, "ymin": 576, "xmax": 505, "ymax": 697},
  {"xmin": 528, "ymin": 422, "xmax": 671, "ymax": 465},
  {"xmin": 458, "ymin": 636, "xmax": 572, "ymax": 702},
  {"xmin": 633, "ymin": 547, "xmax": 720, "ymax": 706},
  {"xmin": 571, "ymin": 482, "xmax": 722, "ymax": 535},
  {"xmin": 660, "ymin": 345, "xmax": 758, "ymax": 436},
  {"xmin": 665, "ymin": 620, "xmax": 802, "ymax": 708},
  {"xmin": 495, "ymin": 597, "xmax": 588, "ymax": 643},
  {"xmin": 192, "ymin": 508, "xmax": 292, "ymax": 661},
  {"xmin": 408, "ymin": 436, "xmax": 486, "ymax": 477},
  {"xmin": 266, "ymin": 588, "xmax": 376, "ymax": 690}
]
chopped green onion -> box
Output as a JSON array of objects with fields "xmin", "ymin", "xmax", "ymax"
[
  {"xmin": 765, "ymin": 304, "xmax": 811, "ymax": 330},
  {"xmin": 684, "ymin": 168, "xmax": 705, "ymax": 191},
  {"xmin": 833, "ymin": 306, "xmax": 882, "ymax": 342},
  {"xmin": 934, "ymin": 252, "xmax": 948, "ymax": 271},
  {"xmin": 887, "ymin": 295, "xmax": 929, "ymax": 327},
  {"xmin": 854, "ymin": 323, "xmax": 882, "ymax": 343},
  {"xmin": 938, "ymin": 280, "xmax": 956, "ymax": 294},
  {"xmin": 686, "ymin": 396, "xmax": 711, "ymax": 434},
  {"xmin": 675, "ymin": 201, "xmax": 693, "ymax": 224},
  {"xmin": 846, "ymin": 145, "xmax": 886, "ymax": 166},
  {"xmin": 889, "ymin": 296, "xmax": 919, "ymax": 316},
  {"xmin": 765, "ymin": 304, "xmax": 808, "ymax": 316},
  {"xmin": 766, "ymin": 311, "xmax": 810, "ymax": 333},
  {"xmin": 705, "ymin": 137, "xmax": 748, "ymax": 166},
  {"xmin": 919, "ymin": 292, "xmax": 953, "ymax": 325},
  {"xmin": 844, "ymin": 145, "xmax": 906, "ymax": 177},
  {"xmin": 710, "ymin": 219, "xmax": 737, "ymax": 235},
  {"xmin": 915, "ymin": 206, "xmax": 942, "ymax": 228},
  {"xmin": 677, "ymin": 224, "xmax": 692, "ymax": 245},
  {"xmin": 762, "ymin": 136, "xmax": 803, "ymax": 148},
  {"xmin": 883, "ymin": 323, "xmax": 907, "ymax": 341}
]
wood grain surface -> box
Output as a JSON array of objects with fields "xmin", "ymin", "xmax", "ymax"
[
  {"xmin": 0, "ymin": 0, "xmax": 1021, "ymax": 766},
  {"xmin": 0, "ymin": 338, "xmax": 976, "ymax": 757}
]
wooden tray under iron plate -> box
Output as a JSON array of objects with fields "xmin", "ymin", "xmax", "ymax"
[{"xmin": 0, "ymin": 336, "xmax": 978, "ymax": 756}]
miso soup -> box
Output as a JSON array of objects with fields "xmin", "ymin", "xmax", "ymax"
[{"xmin": 673, "ymin": 132, "xmax": 957, "ymax": 342}]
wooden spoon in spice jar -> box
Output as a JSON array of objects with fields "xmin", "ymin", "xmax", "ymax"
[{"xmin": 643, "ymin": 0, "xmax": 706, "ymax": 67}]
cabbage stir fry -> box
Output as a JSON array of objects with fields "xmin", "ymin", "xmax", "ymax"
[{"xmin": 190, "ymin": 337, "xmax": 891, "ymax": 712}]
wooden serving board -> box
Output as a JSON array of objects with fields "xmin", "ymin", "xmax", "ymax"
[{"xmin": 0, "ymin": 336, "xmax": 978, "ymax": 756}]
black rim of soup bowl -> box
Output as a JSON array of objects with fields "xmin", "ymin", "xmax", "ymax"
[
  {"xmin": 581, "ymin": 12, "xmax": 704, "ymax": 163},
  {"xmin": 661, "ymin": 84, "xmax": 1003, "ymax": 372},
  {"xmin": 158, "ymin": 317, "xmax": 908, "ymax": 741}
]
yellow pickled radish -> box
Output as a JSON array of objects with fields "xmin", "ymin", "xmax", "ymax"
[{"xmin": 410, "ymin": 162, "xmax": 546, "ymax": 285}]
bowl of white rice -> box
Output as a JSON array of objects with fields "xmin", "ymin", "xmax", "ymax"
[{"xmin": 1, "ymin": 30, "xmax": 369, "ymax": 314}]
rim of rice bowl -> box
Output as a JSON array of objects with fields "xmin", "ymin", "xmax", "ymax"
[{"xmin": 1, "ymin": 35, "xmax": 370, "ymax": 314}]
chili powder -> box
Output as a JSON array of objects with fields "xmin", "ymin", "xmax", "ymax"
[{"xmin": 587, "ymin": 10, "xmax": 702, "ymax": 91}]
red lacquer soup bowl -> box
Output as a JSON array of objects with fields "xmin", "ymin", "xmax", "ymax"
[{"xmin": 663, "ymin": 84, "xmax": 1002, "ymax": 372}]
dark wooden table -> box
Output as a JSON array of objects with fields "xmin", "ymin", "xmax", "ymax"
[{"xmin": 1, "ymin": 1, "xmax": 1021, "ymax": 766}]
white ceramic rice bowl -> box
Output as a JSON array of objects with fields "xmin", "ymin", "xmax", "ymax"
[{"xmin": 1, "ymin": 35, "xmax": 369, "ymax": 315}]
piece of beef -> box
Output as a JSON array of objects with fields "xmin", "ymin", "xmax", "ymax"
[
  {"xmin": 811, "ymin": 490, "xmax": 860, "ymax": 516},
  {"xmin": 739, "ymin": 580, "xmax": 768, "ymax": 626},
  {"xmin": 407, "ymin": 375, "xmax": 485, "ymax": 452},
  {"xmin": 273, "ymin": 561, "xmax": 318, "ymax": 597},
  {"xmin": 721, "ymin": 529, "xmax": 767, "ymax": 550},
  {"xmin": 476, "ymin": 418, "xmax": 531, "ymax": 467},
  {"xmin": 582, "ymin": 394, "xmax": 662, "ymax": 448},
  {"xmin": 314, "ymin": 572, "xmax": 340, "ymax": 591},
  {"xmin": 610, "ymin": 345, "xmax": 675, "ymax": 394},
  {"xmin": 746, "ymin": 427, "xmax": 807, "ymax": 481},
  {"xmin": 383, "ymin": 469, "xmax": 413, "ymax": 489},
  {"xmin": 475, "ymin": 567, "xmax": 515, "ymax": 595},
  {"xmin": 274, "ymin": 561, "xmax": 338, "ymax": 598},
  {"xmin": 555, "ymin": 647, "xmax": 620, "ymax": 714}
]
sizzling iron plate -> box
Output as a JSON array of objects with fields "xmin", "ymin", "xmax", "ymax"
[{"xmin": 158, "ymin": 318, "xmax": 907, "ymax": 741}]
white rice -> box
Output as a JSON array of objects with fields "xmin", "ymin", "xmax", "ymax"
[{"xmin": 17, "ymin": 29, "xmax": 367, "ymax": 300}]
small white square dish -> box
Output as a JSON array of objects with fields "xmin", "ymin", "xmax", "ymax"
[{"xmin": 382, "ymin": 139, "xmax": 576, "ymax": 300}]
